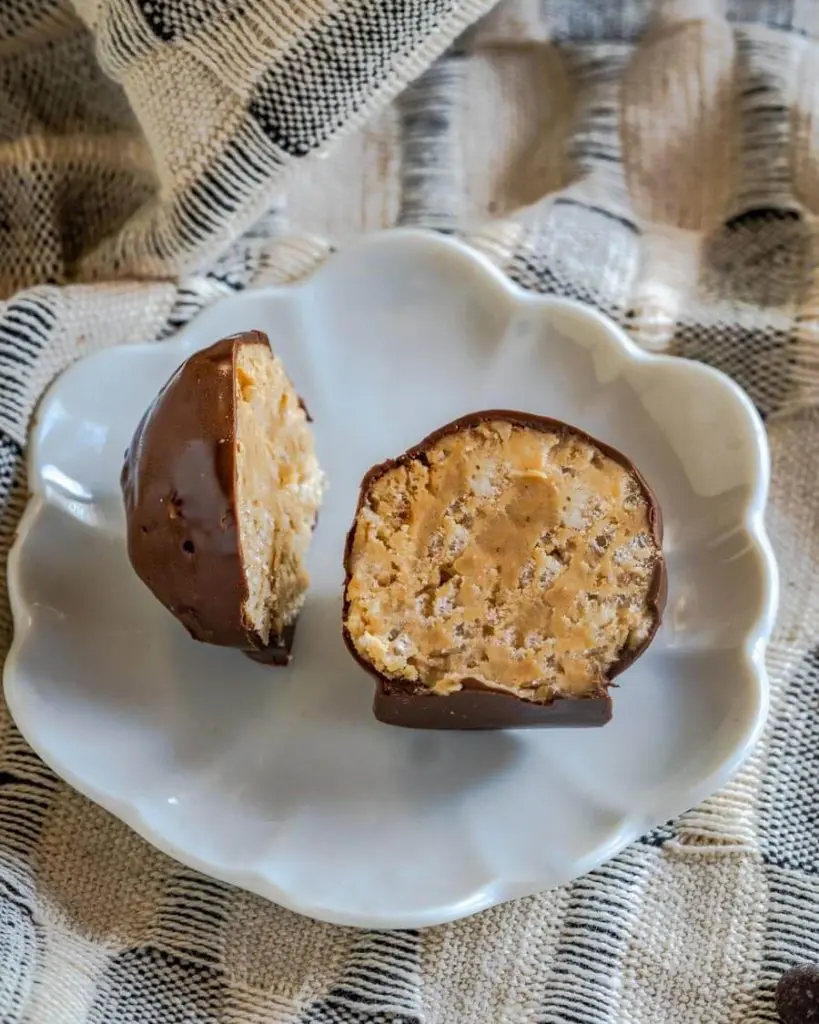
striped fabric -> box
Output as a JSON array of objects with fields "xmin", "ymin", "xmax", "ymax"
[{"xmin": 1, "ymin": 0, "xmax": 818, "ymax": 1021}]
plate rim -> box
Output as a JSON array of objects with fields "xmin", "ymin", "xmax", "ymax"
[{"xmin": 4, "ymin": 227, "xmax": 780, "ymax": 928}]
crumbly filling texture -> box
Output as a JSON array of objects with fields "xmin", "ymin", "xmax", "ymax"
[
  {"xmin": 344, "ymin": 420, "xmax": 660, "ymax": 701},
  {"xmin": 235, "ymin": 343, "xmax": 323, "ymax": 644}
]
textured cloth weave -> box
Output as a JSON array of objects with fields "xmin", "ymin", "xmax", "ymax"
[{"xmin": 1, "ymin": 0, "xmax": 818, "ymax": 1021}]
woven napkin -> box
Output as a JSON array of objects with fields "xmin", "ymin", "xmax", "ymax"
[{"xmin": 1, "ymin": 0, "xmax": 818, "ymax": 1021}]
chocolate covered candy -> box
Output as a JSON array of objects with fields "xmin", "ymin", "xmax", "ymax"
[
  {"xmin": 121, "ymin": 331, "xmax": 324, "ymax": 663},
  {"xmin": 343, "ymin": 411, "xmax": 665, "ymax": 729},
  {"xmin": 776, "ymin": 965, "xmax": 819, "ymax": 1024}
]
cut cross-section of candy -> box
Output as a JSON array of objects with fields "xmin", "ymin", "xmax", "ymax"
[
  {"xmin": 121, "ymin": 331, "xmax": 324, "ymax": 664},
  {"xmin": 343, "ymin": 411, "xmax": 666, "ymax": 728}
]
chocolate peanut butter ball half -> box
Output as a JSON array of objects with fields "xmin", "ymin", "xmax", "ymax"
[
  {"xmin": 342, "ymin": 411, "xmax": 665, "ymax": 728},
  {"xmin": 121, "ymin": 331, "xmax": 324, "ymax": 664}
]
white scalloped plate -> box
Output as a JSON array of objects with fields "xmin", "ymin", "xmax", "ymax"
[{"xmin": 5, "ymin": 230, "xmax": 777, "ymax": 928}]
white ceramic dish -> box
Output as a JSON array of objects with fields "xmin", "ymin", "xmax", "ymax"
[{"xmin": 5, "ymin": 230, "xmax": 777, "ymax": 929}]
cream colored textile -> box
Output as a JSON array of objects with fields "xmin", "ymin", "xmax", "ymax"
[{"xmin": 1, "ymin": 1, "xmax": 817, "ymax": 1021}]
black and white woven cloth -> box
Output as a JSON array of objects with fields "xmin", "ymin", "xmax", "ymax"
[{"xmin": 1, "ymin": 1, "xmax": 818, "ymax": 1021}]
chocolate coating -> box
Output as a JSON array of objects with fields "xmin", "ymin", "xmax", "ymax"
[
  {"xmin": 121, "ymin": 332, "xmax": 295, "ymax": 662},
  {"xmin": 342, "ymin": 410, "xmax": 666, "ymax": 730},
  {"xmin": 776, "ymin": 965, "xmax": 819, "ymax": 1024},
  {"xmin": 374, "ymin": 681, "xmax": 612, "ymax": 729}
]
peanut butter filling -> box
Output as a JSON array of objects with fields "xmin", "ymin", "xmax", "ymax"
[
  {"xmin": 345, "ymin": 420, "xmax": 660, "ymax": 701},
  {"xmin": 235, "ymin": 343, "xmax": 323, "ymax": 643}
]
